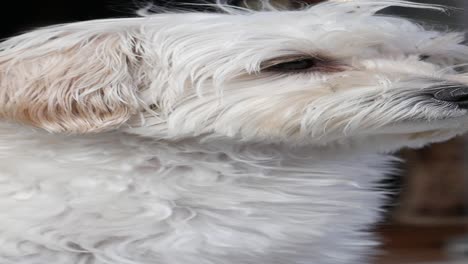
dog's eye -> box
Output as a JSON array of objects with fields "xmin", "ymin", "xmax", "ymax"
[
  {"xmin": 419, "ymin": 55, "xmax": 430, "ymax": 61},
  {"xmin": 262, "ymin": 56, "xmax": 344, "ymax": 73},
  {"xmin": 268, "ymin": 59, "xmax": 319, "ymax": 71}
]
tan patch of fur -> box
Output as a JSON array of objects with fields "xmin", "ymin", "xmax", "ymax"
[{"xmin": 0, "ymin": 33, "xmax": 140, "ymax": 133}]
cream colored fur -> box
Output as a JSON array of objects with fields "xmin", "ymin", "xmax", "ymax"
[{"xmin": 0, "ymin": 1, "xmax": 467, "ymax": 263}]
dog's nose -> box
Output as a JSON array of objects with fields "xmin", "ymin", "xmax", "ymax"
[{"xmin": 433, "ymin": 86, "xmax": 468, "ymax": 109}]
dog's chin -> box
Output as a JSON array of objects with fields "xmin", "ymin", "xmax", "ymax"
[
  {"xmin": 310, "ymin": 112, "xmax": 468, "ymax": 153},
  {"xmin": 365, "ymin": 116, "xmax": 468, "ymax": 152},
  {"xmin": 389, "ymin": 115, "xmax": 468, "ymax": 134}
]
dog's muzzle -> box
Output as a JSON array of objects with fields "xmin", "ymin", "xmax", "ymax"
[{"xmin": 433, "ymin": 86, "xmax": 468, "ymax": 109}]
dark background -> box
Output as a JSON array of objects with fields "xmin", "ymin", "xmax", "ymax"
[
  {"xmin": 1, "ymin": 0, "xmax": 126, "ymax": 38},
  {"xmin": 0, "ymin": 0, "xmax": 232, "ymax": 39}
]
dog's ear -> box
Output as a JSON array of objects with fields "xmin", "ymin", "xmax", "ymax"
[{"xmin": 0, "ymin": 26, "xmax": 141, "ymax": 133}]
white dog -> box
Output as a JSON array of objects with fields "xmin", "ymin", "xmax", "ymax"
[{"xmin": 0, "ymin": 1, "xmax": 467, "ymax": 263}]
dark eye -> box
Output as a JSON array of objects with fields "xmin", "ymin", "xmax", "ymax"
[
  {"xmin": 268, "ymin": 58, "xmax": 319, "ymax": 72},
  {"xmin": 419, "ymin": 55, "xmax": 430, "ymax": 61},
  {"xmin": 262, "ymin": 56, "xmax": 345, "ymax": 73}
]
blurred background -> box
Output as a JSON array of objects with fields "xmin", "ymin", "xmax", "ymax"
[{"xmin": 0, "ymin": 0, "xmax": 467, "ymax": 263}]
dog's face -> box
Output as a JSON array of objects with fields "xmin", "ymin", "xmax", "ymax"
[{"xmin": 1, "ymin": 1, "xmax": 468, "ymax": 151}]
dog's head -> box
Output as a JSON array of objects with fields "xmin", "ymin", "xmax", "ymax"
[{"xmin": 1, "ymin": 0, "xmax": 468, "ymax": 151}]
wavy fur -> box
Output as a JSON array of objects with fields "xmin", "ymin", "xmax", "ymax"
[{"xmin": 0, "ymin": 1, "xmax": 468, "ymax": 264}]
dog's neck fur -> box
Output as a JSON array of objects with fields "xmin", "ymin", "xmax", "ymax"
[{"xmin": 0, "ymin": 122, "xmax": 393, "ymax": 264}]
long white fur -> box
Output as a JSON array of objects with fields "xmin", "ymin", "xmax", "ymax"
[{"xmin": 0, "ymin": 0, "xmax": 468, "ymax": 264}]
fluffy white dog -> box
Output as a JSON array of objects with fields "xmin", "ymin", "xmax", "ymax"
[{"xmin": 0, "ymin": 0, "xmax": 468, "ymax": 263}]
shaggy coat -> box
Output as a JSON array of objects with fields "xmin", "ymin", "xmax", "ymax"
[{"xmin": 0, "ymin": 1, "xmax": 467, "ymax": 264}]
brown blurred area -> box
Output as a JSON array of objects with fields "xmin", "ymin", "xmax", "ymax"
[
  {"xmin": 375, "ymin": 137, "xmax": 468, "ymax": 264},
  {"xmin": 396, "ymin": 139, "xmax": 468, "ymax": 225},
  {"xmin": 375, "ymin": 224, "xmax": 468, "ymax": 264}
]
